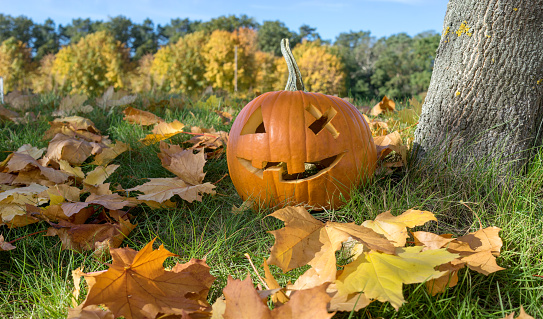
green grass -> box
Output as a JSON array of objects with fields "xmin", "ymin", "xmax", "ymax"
[{"xmin": 0, "ymin": 93, "xmax": 542, "ymax": 318}]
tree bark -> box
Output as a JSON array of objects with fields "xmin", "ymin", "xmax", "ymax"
[{"xmin": 414, "ymin": 0, "xmax": 543, "ymax": 173}]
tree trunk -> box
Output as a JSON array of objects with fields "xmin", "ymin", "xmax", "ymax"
[{"xmin": 414, "ymin": 0, "xmax": 543, "ymax": 174}]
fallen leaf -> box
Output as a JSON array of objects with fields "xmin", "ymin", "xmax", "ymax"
[
  {"xmin": 158, "ymin": 143, "xmax": 206, "ymax": 185},
  {"xmin": 362, "ymin": 209, "xmax": 436, "ymax": 247},
  {"xmin": 263, "ymin": 260, "xmax": 289, "ymax": 304},
  {"xmin": 0, "ymin": 105, "xmax": 21, "ymax": 122},
  {"xmin": 67, "ymin": 304, "xmax": 115, "ymax": 319},
  {"xmin": 326, "ymin": 283, "xmax": 371, "ymax": 312},
  {"xmin": 46, "ymin": 213, "xmax": 135, "ymax": 252},
  {"xmin": 0, "ymin": 235, "xmax": 16, "ymax": 251},
  {"xmin": 5, "ymin": 91, "xmax": 35, "ymax": 110},
  {"xmin": 370, "ymin": 96, "xmax": 395, "ymax": 116},
  {"xmin": 83, "ymin": 165, "xmax": 119, "ymax": 186},
  {"xmin": 447, "ymin": 227, "xmax": 504, "ymax": 275},
  {"xmin": 373, "ymin": 131, "xmax": 407, "ymax": 164},
  {"xmin": 96, "ymin": 87, "xmax": 138, "ymax": 109},
  {"xmin": 91, "ymin": 141, "xmax": 129, "ymax": 166},
  {"xmin": 500, "ymin": 305, "xmax": 536, "ymax": 319},
  {"xmin": 122, "ymin": 106, "xmax": 163, "ymax": 125},
  {"xmin": 413, "ymin": 231, "xmax": 454, "ymax": 251},
  {"xmin": 53, "ymin": 94, "xmax": 93, "ymax": 116},
  {"xmin": 222, "ymin": 276, "xmax": 333, "ymax": 319},
  {"xmin": 336, "ymin": 246, "xmax": 458, "ymax": 310},
  {"xmin": 127, "ymin": 178, "xmax": 216, "ymax": 203},
  {"xmin": 141, "ymin": 120, "xmax": 186, "ymax": 145},
  {"xmin": 80, "ymin": 239, "xmax": 214, "ymax": 319},
  {"xmin": 45, "ymin": 134, "xmax": 94, "ymax": 165},
  {"xmin": 268, "ymin": 207, "xmax": 394, "ymax": 290},
  {"xmin": 215, "ymin": 110, "xmax": 233, "ymax": 125}
]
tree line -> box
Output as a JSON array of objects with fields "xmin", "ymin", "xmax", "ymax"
[{"xmin": 0, "ymin": 14, "xmax": 440, "ymax": 99}]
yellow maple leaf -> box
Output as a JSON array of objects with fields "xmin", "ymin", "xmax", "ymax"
[
  {"xmin": 362, "ymin": 209, "xmax": 436, "ymax": 247},
  {"xmin": 140, "ymin": 120, "xmax": 185, "ymax": 145},
  {"xmin": 336, "ymin": 246, "xmax": 458, "ymax": 310},
  {"xmin": 83, "ymin": 165, "xmax": 119, "ymax": 186}
]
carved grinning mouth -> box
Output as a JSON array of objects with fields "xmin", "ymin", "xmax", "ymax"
[{"xmin": 237, "ymin": 152, "xmax": 346, "ymax": 182}]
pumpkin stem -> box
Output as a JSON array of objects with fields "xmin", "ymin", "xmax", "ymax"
[{"xmin": 281, "ymin": 38, "xmax": 305, "ymax": 91}]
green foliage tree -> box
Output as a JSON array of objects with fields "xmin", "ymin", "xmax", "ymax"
[
  {"xmin": 197, "ymin": 15, "xmax": 259, "ymax": 34},
  {"xmin": 257, "ymin": 21, "xmax": 294, "ymax": 56},
  {"xmin": 59, "ymin": 18, "xmax": 103, "ymax": 44},
  {"xmin": 31, "ymin": 19, "xmax": 60, "ymax": 60},
  {"xmin": 99, "ymin": 16, "xmax": 133, "ymax": 45},
  {"xmin": 335, "ymin": 30, "xmax": 375, "ymax": 97},
  {"xmin": 0, "ymin": 37, "xmax": 34, "ymax": 91},
  {"xmin": 150, "ymin": 31, "xmax": 207, "ymax": 94},
  {"xmin": 158, "ymin": 18, "xmax": 201, "ymax": 44},
  {"xmin": 51, "ymin": 31, "xmax": 130, "ymax": 95},
  {"xmin": 131, "ymin": 19, "xmax": 159, "ymax": 60},
  {"xmin": 0, "ymin": 14, "xmax": 34, "ymax": 45}
]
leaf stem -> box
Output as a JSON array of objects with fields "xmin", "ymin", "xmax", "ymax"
[{"xmin": 9, "ymin": 229, "xmax": 47, "ymax": 244}]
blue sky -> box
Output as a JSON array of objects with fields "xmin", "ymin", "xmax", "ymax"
[{"xmin": 1, "ymin": 0, "xmax": 449, "ymax": 41}]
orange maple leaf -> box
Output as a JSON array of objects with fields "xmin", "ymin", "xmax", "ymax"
[{"xmin": 81, "ymin": 239, "xmax": 215, "ymax": 319}]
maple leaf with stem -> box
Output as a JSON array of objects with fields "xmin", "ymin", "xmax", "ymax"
[
  {"xmin": 336, "ymin": 246, "xmax": 458, "ymax": 310},
  {"xmin": 267, "ymin": 207, "xmax": 394, "ymax": 290},
  {"xmin": 80, "ymin": 238, "xmax": 215, "ymax": 319}
]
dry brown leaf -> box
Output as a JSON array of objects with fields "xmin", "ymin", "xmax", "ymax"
[
  {"xmin": 67, "ymin": 304, "xmax": 115, "ymax": 319},
  {"xmin": 127, "ymin": 178, "xmax": 216, "ymax": 203},
  {"xmin": 413, "ymin": 231, "xmax": 455, "ymax": 251},
  {"xmin": 0, "ymin": 105, "xmax": 21, "ymax": 122},
  {"xmin": 222, "ymin": 276, "xmax": 333, "ymax": 319},
  {"xmin": 0, "ymin": 183, "xmax": 48, "ymax": 226},
  {"xmin": 46, "ymin": 215, "xmax": 135, "ymax": 252},
  {"xmin": 158, "ymin": 143, "xmax": 206, "ymax": 185},
  {"xmin": 45, "ymin": 134, "xmax": 94, "ymax": 165},
  {"xmin": 263, "ymin": 260, "xmax": 289, "ymax": 304},
  {"xmin": 96, "ymin": 86, "xmax": 138, "ymax": 109},
  {"xmin": 499, "ymin": 306, "xmax": 535, "ymax": 319},
  {"xmin": 80, "ymin": 239, "xmax": 214, "ymax": 319},
  {"xmin": 447, "ymin": 227, "xmax": 504, "ymax": 275},
  {"xmin": 215, "ymin": 110, "xmax": 233, "ymax": 125},
  {"xmin": 362, "ymin": 209, "xmax": 436, "ymax": 247},
  {"xmin": 0, "ymin": 235, "xmax": 16, "ymax": 251},
  {"xmin": 373, "ymin": 131, "xmax": 406, "ymax": 164},
  {"xmin": 91, "ymin": 141, "xmax": 129, "ymax": 166},
  {"xmin": 141, "ymin": 120, "xmax": 186, "ymax": 145},
  {"xmin": 370, "ymin": 96, "xmax": 395, "ymax": 116},
  {"xmin": 58, "ymin": 160, "xmax": 85, "ymax": 179},
  {"xmin": 5, "ymin": 91, "xmax": 35, "ymax": 110},
  {"xmin": 122, "ymin": 106, "xmax": 163, "ymax": 125},
  {"xmin": 53, "ymin": 94, "xmax": 93, "ymax": 117},
  {"xmin": 0, "ymin": 172, "xmax": 16, "ymax": 185},
  {"xmin": 425, "ymin": 260, "xmax": 464, "ymax": 295},
  {"xmin": 5, "ymin": 152, "xmax": 70, "ymax": 184}
]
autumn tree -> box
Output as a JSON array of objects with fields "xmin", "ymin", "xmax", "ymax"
[
  {"xmin": 0, "ymin": 37, "xmax": 34, "ymax": 92},
  {"xmin": 51, "ymin": 31, "xmax": 130, "ymax": 95},
  {"xmin": 203, "ymin": 28, "xmax": 257, "ymax": 93},
  {"xmin": 288, "ymin": 40, "xmax": 346, "ymax": 96},
  {"xmin": 150, "ymin": 31, "xmax": 207, "ymax": 94},
  {"xmin": 414, "ymin": 0, "xmax": 543, "ymax": 173},
  {"xmin": 158, "ymin": 18, "xmax": 201, "ymax": 45}
]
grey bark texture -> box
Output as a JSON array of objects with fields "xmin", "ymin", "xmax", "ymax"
[{"xmin": 414, "ymin": 0, "xmax": 543, "ymax": 173}]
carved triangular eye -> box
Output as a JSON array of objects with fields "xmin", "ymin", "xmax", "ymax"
[
  {"xmin": 241, "ymin": 106, "xmax": 266, "ymax": 135},
  {"xmin": 305, "ymin": 104, "xmax": 339, "ymax": 138}
]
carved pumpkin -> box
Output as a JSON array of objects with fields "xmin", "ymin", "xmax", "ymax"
[{"xmin": 227, "ymin": 39, "xmax": 377, "ymax": 209}]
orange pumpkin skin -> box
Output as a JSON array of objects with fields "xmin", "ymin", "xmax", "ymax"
[{"xmin": 227, "ymin": 90, "xmax": 377, "ymax": 210}]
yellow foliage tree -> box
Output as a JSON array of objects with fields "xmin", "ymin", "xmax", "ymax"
[
  {"xmin": 32, "ymin": 54, "xmax": 56, "ymax": 93},
  {"xmin": 0, "ymin": 37, "xmax": 34, "ymax": 92},
  {"xmin": 253, "ymin": 51, "xmax": 282, "ymax": 94},
  {"xmin": 149, "ymin": 31, "xmax": 207, "ymax": 94},
  {"xmin": 51, "ymin": 31, "xmax": 130, "ymax": 95},
  {"xmin": 128, "ymin": 53, "xmax": 155, "ymax": 93},
  {"xmin": 203, "ymin": 28, "xmax": 257, "ymax": 93},
  {"xmin": 289, "ymin": 41, "xmax": 347, "ymax": 96}
]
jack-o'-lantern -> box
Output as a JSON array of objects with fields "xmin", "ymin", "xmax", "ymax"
[{"xmin": 226, "ymin": 39, "xmax": 377, "ymax": 209}]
